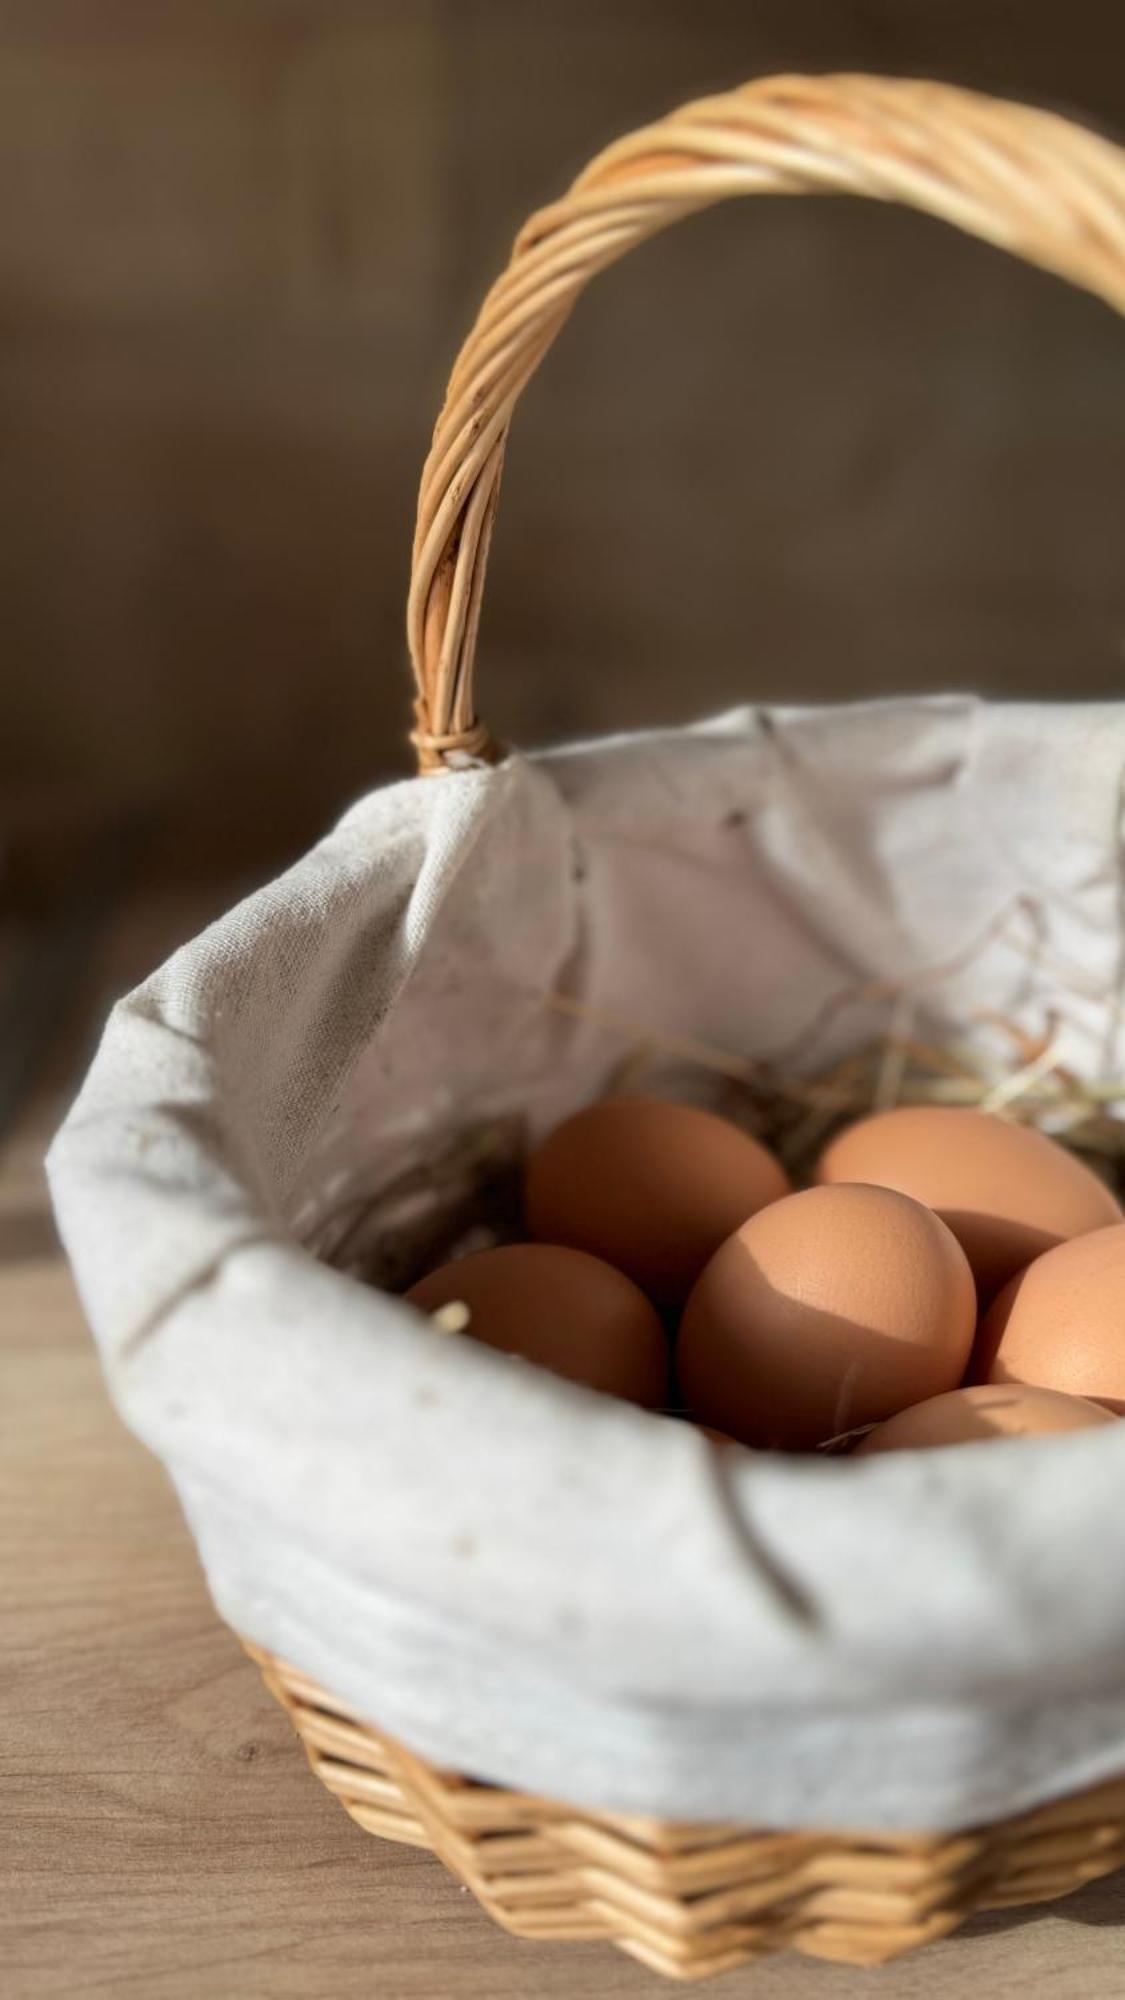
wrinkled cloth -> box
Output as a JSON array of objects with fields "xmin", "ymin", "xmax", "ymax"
[{"xmin": 48, "ymin": 696, "xmax": 1125, "ymax": 1829}]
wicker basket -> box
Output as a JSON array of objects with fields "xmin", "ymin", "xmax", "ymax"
[
  {"xmin": 250, "ymin": 1647, "xmax": 1125, "ymax": 1981},
  {"xmin": 248, "ymin": 73, "xmax": 1125, "ymax": 1981}
]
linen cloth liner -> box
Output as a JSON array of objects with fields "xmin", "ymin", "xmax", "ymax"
[{"xmin": 48, "ymin": 695, "xmax": 1125, "ymax": 1828}]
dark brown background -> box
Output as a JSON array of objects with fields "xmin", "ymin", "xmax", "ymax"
[{"xmin": 2, "ymin": 0, "xmax": 1124, "ymax": 874}]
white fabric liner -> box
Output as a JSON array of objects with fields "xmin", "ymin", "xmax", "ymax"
[{"xmin": 48, "ymin": 696, "xmax": 1125, "ymax": 1831}]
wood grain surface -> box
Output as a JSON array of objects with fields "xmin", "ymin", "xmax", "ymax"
[{"xmin": 3, "ymin": 893, "xmax": 1125, "ymax": 1998}]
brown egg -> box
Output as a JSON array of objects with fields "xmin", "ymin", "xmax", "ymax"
[
  {"xmin": 525, "ymin": 1098, "xmax": 789, "ymax": 1309},
  {"xmin": 854, "ymin": 1384, "xmax": 1116, "ymax": 1455},
  {"xmin": 678, "ymin": 1184, "xmax": 976, "ymax": 1450},
  {"xmin": 976, "ymin": 1223, "xmax": 1125, "ymax": 1412},
  {"xmin": 816, "ymin": 1106, "xmax": 1121, "ymax": 1297},
  {"xmin": 405, "ymin": 1243, "xmax": 667, "ymax": 1407},
  {"xmin": 697, "ymin": 1424, "xmax": 739, "ymax": 1447}
]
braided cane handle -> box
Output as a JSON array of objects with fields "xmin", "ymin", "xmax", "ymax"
[{"xmin": 407, "ymin": 75, "xmax": 1125, "ymax": 771}]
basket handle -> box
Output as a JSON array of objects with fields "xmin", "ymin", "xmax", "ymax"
[{"xmin": 407, "ymin": 73, "xmax": 1125, "ymax": 772}]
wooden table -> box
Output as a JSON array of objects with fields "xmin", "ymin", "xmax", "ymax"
[{"xmin": 4, "ymin": 900, "xmax": 1125, "ymax": 1999}]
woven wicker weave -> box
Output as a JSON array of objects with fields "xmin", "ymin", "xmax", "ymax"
[
  {"xmin": 250, "ymin": 1648, "xmax": 1125, "ymax": 1981},
  {"xmin": 253, "ymin": 72, "xmax": 1125, "ymax": 1980}
]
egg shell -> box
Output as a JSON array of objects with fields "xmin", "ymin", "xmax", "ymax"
[
  {"xmin": 854, "ymin": 1383, "xmax": 1116, "ymax": 1455},
  {"xmin": 678, "ymin": 1183, "xmax": 976, "ymax": 1450},
  {"xmin": 815, "ymin": 1106, "xmax": 1121, "ymax": 1297},
  {"xmin": 976, "ymin": 1223, "xmax": 1125, "ymax": 1412},
  {"xmin": 525, "ymin": 1097, "xmax": 789, "ymax": 1309},
  {"xmin": 405, "ymin": 1242, "xmax": 668, "ymax": 1407},
  {"xmin": 697, "ymin": 1424, "xmax": 739, "ymax": 1447}
]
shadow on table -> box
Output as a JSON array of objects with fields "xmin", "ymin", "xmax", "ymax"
[
  {"xmin": 0, "ymin": 1208, "xmax": 59, "ymax": 1264},
  {"xmin": 962, "ymin": 1866, "xmax": 1125, "ymax": 1941}
]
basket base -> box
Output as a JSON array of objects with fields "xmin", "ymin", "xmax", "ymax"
[{"xmin": 247, "ymin": 1643, "xmax": 1125, "ymax": 1982}]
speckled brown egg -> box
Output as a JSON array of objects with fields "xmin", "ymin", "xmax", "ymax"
[
  {"xmin": 525, "ymin": 1097, "xmax": 789, "ymax": 1309},
  {"xmin": 815, "ymin": 1106, "xmax": 1121, "ymax": 1297},
  {"xmin": 853, "ymin": 1383, "xmax": 1116, "ymax": 1455},
  {"xmin": 976, "ymin": 1223, "xmax": 1125, "ymax": 1412},
  {"xmin": 405, "ymin": 1242, "xmax": 667, "ymax": 1407},
  {"xmin": 678, "ymin": 1183, "xmax": 976, "ymax": 1450}
]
